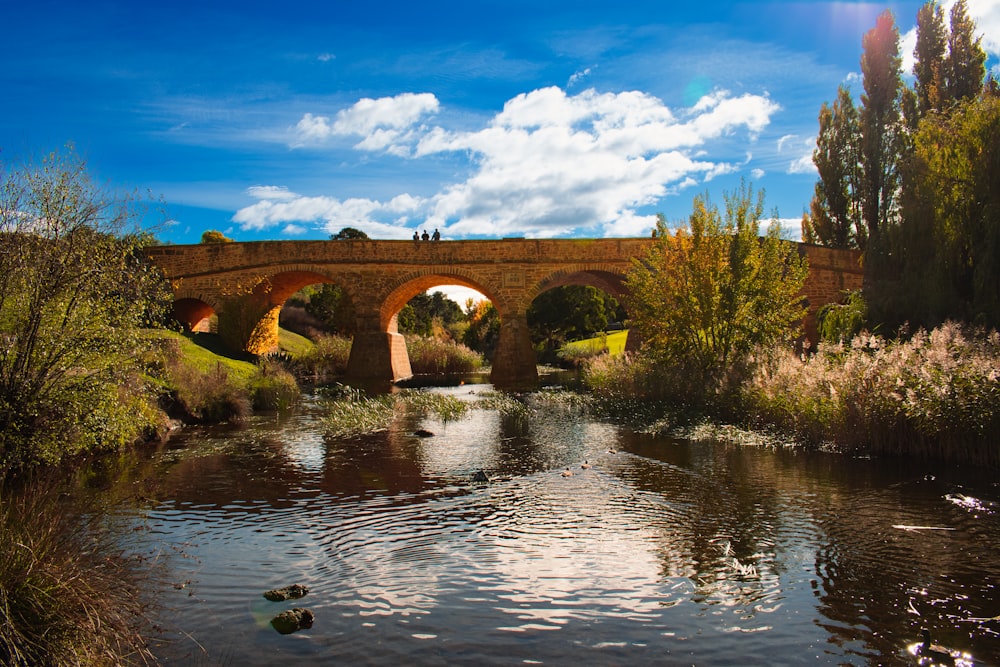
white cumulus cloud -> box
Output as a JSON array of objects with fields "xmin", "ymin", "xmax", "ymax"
[{"xmin": 240, "ymin": 85, "xmax": 781, "ymax": 238}]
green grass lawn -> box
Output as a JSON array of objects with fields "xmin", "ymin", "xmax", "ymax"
[
  {"xmin": 145, "ymin": 329, "xmax": 259, "ymax": 381},
  {"xmin": 561, "ymin": 330, "xmax": 629, "ymax": 356},
  {"xmin": 278, "ymin": 328, "xmax": 315, "ymax": 357}
]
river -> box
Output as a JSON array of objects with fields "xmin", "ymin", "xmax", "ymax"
[{"xmin": 103, "ymin": 382, "xmax": 998, "ymax": 665}]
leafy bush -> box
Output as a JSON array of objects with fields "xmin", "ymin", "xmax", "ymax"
[
  {"xmin": 0, "ymin": 148, "xmax": 170, "ymax": 473},
  {"xmin": 626, "ymin": 184, "xmax": 808, "ymax": 380},
  {"xmin": 816, "ymin": 290, "xmax": 868, "ymax": 342}
]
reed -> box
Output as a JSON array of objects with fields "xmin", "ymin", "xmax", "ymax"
[
  {"xmin": 321, "ymin": 388, "xmax": 471, "ymax": 440},
  {"xmin": 0, "ymin": 480, "xmax": 155, "ymax": 666},
  {"xmin": 406, "ymin": 336, "xmax": 484, "ymax": 375},
  {"xmin": 747, "ymin": 322, "xmax": 1000, "ymax": 465}
]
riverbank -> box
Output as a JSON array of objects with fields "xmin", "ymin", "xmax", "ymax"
[{"xmin": 582, "ymin": 321, "xmax": 1000, "ymax": 468}]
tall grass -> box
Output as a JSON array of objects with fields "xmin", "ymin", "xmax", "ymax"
[
  {"xmin": 406, "ymin": 336, "xmax": 484, "ymax": 375},
  {"xmin": 294, "ymin": 334, "xmax": 352, "ymax": 383},
  {"xmin": 583, "ymin": 322, "xmax": 1000, "ymax": 466},
  {"xmin": 165, "ymin": 359, "xmax": 252, "ymax": 423},
  {"xmin": 746, "ymin": 323, "xmax": 1000, "ymax": 465},
  {"xmin": 0, "ymin": 481, "xmax": 154, "ymax": 666},
  {"xmin": 249, "ymin": 358, "xmax": 301, "ymax": 411}
]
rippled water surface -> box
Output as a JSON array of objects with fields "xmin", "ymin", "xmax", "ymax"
[{"xmin": 114, "ymin": 384, "xmax": 999, "ymax": 665}]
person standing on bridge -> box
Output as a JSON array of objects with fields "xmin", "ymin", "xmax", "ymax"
[
  {"xmin": 413, "ymin": 230, "xmax": 419, "ymax": 241},
  {"xmin": 421, "ymin": 230, "xmax": 430, "ymax": 241},
  {"xmin": 432, "ymin": 228, "xmax": 440, "ymax": 241}
]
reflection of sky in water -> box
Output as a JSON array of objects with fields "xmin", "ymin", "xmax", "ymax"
[{"xmin": 134, "ymin": 388, "xmax": 1000, "ymax": 666}]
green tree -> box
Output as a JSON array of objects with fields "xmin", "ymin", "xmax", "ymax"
[
  {"xmin": 527, "ymin": 285, "xmax": 621, "ymax": 362},
  {"xmin": 804, "ymin": 85, "xmax": 863, "ymax": 248},
  {"xmin": 945, "ymin": 0, "xmax": 987, "ymax": 105},
  {"xmin": 330, "ymin": 226, "xmax": 369, "ymax": 240},
  {"xmin": 398, "ymin": 291, "xmax": 464, "ymax": 337},
  {"xmin": 913, "ymin": 1, "xmax": 948, "ymax": 117},
  {"xmin": 0, "ymin": 148, "xmax": 169, "ymax": 472},
  {"xmin": 201, "ymin": 229, "xmax": 233, "ymax": 243},
  {"xmin": 626, "ymin": 184, "xmax": 808, "ymax": 378},
  {"xmin": 304, "ymin": 283, "xmax": 355, "ymax": 335},
  {"xmin": 898, "ymin": 94, "xmax": 1000, "ymax": 325},
  {"xmin": 858, "ymin": 10, "xmax": 904, "ymax": 261}
]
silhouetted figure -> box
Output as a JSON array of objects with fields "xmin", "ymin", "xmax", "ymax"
[
  {"xmin": 432, "ymin": 228, "xmax": 440, "ymax": 241},
  {"xmin": 421, "ymin": 230, "xmax": 430, "ymax": 241},
  {"xmin": 413, "ymin": 230, "xmax": 419, "ymax": 241}
]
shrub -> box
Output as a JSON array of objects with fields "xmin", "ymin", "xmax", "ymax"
[
  {"xmin": 817, "ymin": 290, "xmax": 868, "ymax": 342},
  {"xmin": 0, "ymin": 148, "xmax": 171, "ymax": 474},
  {"xmin": 249, "ymin": 359, "xmax": 301, "ymax": 411},
  {"xmin": 167, "ymin": 360, "xmax": 251, "ymax": 423},
  {"xmin": 0, "ymin": 480, "xmax": 154, "ymax": 666},
  {"xmin": 557, "ymin": 333, "xmax": 608, "ymax": 368}
]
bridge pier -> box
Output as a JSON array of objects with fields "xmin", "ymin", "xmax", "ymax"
[
  {"xmin": 490, "ymin": 311, "xmax": 538, "ymax": 390},
  {"xmin": 346, "ymin": 307, "xmax": 413, "ymax": 383},
  {"xmin": 346, "ymin": 331, "xmax": 412, "ymax": 383},
  {"xmin": 216, "ymin": 296, "xmax": 280, "ymax": 355}
]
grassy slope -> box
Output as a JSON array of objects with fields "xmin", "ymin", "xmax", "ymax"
[
  {"xmin": 562, "ymin": 330, "xmax": 629, "ymax": 356},
  {"xmin": 144, "ymin": 329, "xmax": 259, "ymax": 381},
  {"xmin": 278, "ymin": 328, "xmax": 315, "ymax": 357}
]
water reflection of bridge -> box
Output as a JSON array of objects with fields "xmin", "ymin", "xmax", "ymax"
[{"xmin": 146, "ymin": 239, "xmax": 862, "ymax": 389}]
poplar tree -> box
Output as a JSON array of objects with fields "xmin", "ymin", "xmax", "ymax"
[
  {"xmin": 945, "ymin": 0, "xmax": 986, "ymax": 104},
  {"xmin": 805, "ymin": 85, "xmax": 862, "ymax": 249},
  {"xmin": 913, "ymin": 1, "xmax": 947, "ymax": 116},
  {"xmin": 858, "ymin": 10, "xmax": 904, "ymax": 261}
]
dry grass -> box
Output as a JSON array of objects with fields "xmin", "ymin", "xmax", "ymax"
[
  {"xmin": 0, "ymin": 480, "xmax": 155, "ymax": 666},
  {"xmin": 583, "ymin": 323, "xmax": 1000, "ymax": 466},
  {"xmin": 406, "ymin": 336, "xmax": 484, "ymax": 375},
  {"xmin": 747, "ymin": 322, "xmax": 1000, "ymax": 464}
]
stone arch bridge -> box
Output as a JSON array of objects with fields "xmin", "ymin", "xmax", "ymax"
[{"xmin": 145, "ymin": 239, "xmax": 862, "ymax": 389}]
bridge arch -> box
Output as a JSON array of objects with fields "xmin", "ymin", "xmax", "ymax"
[
  {"xmin": 379, "ymin": 270, "xmax": 498, "ymax": 332},
  {"xmin": 173, "ymin": 297, "xmax": 216, "ymax": 333},
  {"xmin": 346, "ymin": 270, "xmax": 498, "ymax": 384}
]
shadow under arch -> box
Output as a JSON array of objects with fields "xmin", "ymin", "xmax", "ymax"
[
  {"xmin": 173, "ymin": 297, "xmax": 216, "ymax": 332},
  {"xmin": 211, "ymin": 268, "xmax": 360, "ymax": 355}
]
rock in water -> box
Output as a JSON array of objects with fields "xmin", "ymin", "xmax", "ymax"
[
  {"xmin": 271, "ymin": 608, "xmax": 314, "ymax": 635},
  {"xmin": 414, "ymin": 429, "xmax": 434, "ymax": 437},
  {"xmin": 263, "ymin": 584, "xmax": 309, "ymax": 602}
]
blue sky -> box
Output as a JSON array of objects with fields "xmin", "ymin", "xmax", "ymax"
[{"xmin": 4, "ymin": 0, "xmax": 999, "ymax": 246}]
